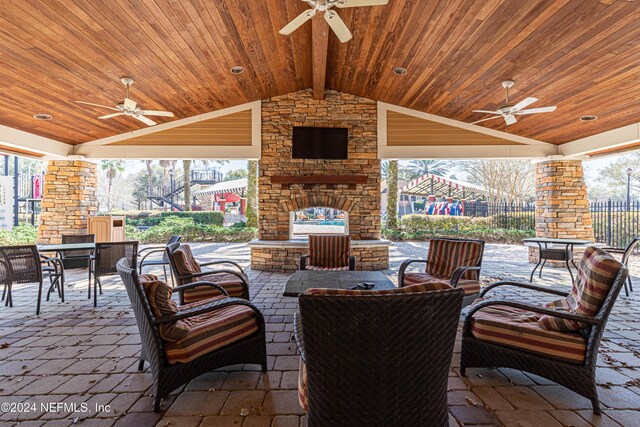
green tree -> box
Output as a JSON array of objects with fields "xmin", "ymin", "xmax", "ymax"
[
  {"xmin": 131, "ymin": 166, "xmax": 164, "ymax": 209},
  {"xmin": 101, "ymin": 160, "xmax": 125, "ymax": 211},
  {"xmin": 386, "ymin": 160, "xmax": 399, "ymax": 230},
  {"xmin": 594, "ymin": 152, "xmax": 640, "ymax": 200},
  {"xmin": 141, "ymin": 160, "xmax": 154, "ymax": 209},
  {"xmin": 405, "ymin": 159, "xmax": 449, "ymax": 179},
  {"xmin": 246, "ymin": 160, "xmax": 258, "ymax": 227},
  {"xmin": 224, "ymin": 168, "xmax": 248, "ymax": 181},
  {"xmin": 461, "ymin": 160, "xmax": 534, "ymax": 202}
]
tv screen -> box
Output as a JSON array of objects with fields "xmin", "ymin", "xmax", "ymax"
[{"xmin": 292, "ymin": 127, "xmax": 348, "ymax": 160}]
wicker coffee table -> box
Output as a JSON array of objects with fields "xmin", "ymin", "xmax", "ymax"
[{"xmin": 284, "ymin": 270, "xmax": 396, "ymax": 297}]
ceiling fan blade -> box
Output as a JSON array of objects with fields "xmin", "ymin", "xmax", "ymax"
[
  {"xmin": 325, "ymin": 10, "xmax": 352, "ymax": 43},
  {"xmin": 512, "ymin": 97, "xmax": 538, "ymax": 112},
  {"xmin": 124, "ymin": 97, "xmax": 137, "ymax": 110},
  {"xmin": 504, "ymin": 114, "xmax": 517, "ymax": 125},
  {"xmin": 133, "ymin": 115, "xmax": 156, "ymax": 126},
  {"xmin": 279, "ymin": 9, "xmax": 317, "ymax": 35},
  {"xmin": 98, "ymin": 113, "xmax": 125, "ymax": 119},
  {"xmin": 334, "ymin": 0, "xmax": 389, "ymax": 8},
  {"xmin": 76, "ymin": 101, "xmax": 119, "ymax": 111},
  {"xmin": 472, "ymin": 109, "xmax": 501, "ymax": 115},
  {"xmin": 516, "ymin": 106, "xmax": 557, "ymax": 115},
  {"xmin": 470, "ymin": 116, "xmax": 502, "ymax": 125},
  {"xmin": 139, "ymin": 110, "xmax": 174, "ymax": 117}
]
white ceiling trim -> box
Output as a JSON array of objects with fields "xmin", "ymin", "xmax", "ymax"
[
  {"xmin": 74, "ymin": 144, "xmax": 260, "ymax": 160},
  {"xmin": 560, "ymin": 122, "xmax": 640, "ymax": 158},
  {"xmin": 0, "ymin": 124, "xmax": 72, "ymax": 158},
  {"xmin": 77, "ymin": 101, "xmax": 262, "ymax": 147},
  {"xmin": 378, "ymin": 102, "xmax": 557, "ymax": 147}
]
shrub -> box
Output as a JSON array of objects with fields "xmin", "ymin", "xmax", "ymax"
[
  {"xmin": 113, "ymin": 210, "xmax": 224, "ymax": 227},
  {"xmin": 127, "ymin": 217, "xmax": 257, "ymax": 244},
  {"xmin": 0, "ymin": 225, "xmax": 38, "ymax": 245},
  {"xmin": 382, "ymin": 227, "xmax": 534, "ymax": 245}
]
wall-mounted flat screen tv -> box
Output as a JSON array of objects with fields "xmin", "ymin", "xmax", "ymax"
[{"xmin": 292, "ymin": 127, "xmax": 348, "ymax": 160}]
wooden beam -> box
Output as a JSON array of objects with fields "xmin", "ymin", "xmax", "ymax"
[{"xmin": 312, "ymin": 14, "xmax": 329, "ymax": 100}]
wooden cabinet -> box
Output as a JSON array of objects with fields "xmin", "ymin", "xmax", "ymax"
[{"xmin": 87, "ymin": 216, "xmax": 126, "ymax": 242}]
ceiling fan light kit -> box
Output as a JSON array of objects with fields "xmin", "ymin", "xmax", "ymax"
[
  {"xmin": 470, "ymin": 80, "xmax": 557, "ymax": 126},
  {"xmin": 279, "ymin": 0, "xmax": 389, "ymax": 43},
  {"xmin": 76, "ymin": 76, "xmax": 174, "ymax": 127}
]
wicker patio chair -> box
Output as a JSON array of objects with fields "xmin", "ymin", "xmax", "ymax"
[
  {"xmin": 602, "ymin": 236, "xmax": 638, "ymax": 296},
  {"xmin": 138, "ymin": 235, "xmax": 181, "ymax": 283},
  {"xmin": 88, "ymin": 242, "xmax": 138, "ymax": 307},
  {"xmin": 116, "ymin": 258, "xmax": 267, "ymax": 412},
  {"xmin": 166, "ymin": 242, "xmax": 250, "ymax": 303},
  {"xmin": 398, "ymin": 237, "xmax": 485, "ymax": 306},
  {"xmin": 0, "ymin": 245, "xmax": 64, "ymax": 315},
  {"xmin": 61, "ymin": 234, "xmax": 95, "ymax": 269},
  {"xmin": 295, "ymin": 284, "xmax": 464, "ymax": 427},
  {"xmin": 460, "ymin": 246, "xmax": 628, "ymax": 415},
  {"xmin": 299, "ymin": 234, "xmax": 356, "ymax": 271}
]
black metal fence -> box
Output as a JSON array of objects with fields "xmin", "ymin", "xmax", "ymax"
[
  {"xmin": 591, "ymin": 200, "xmax": 640, "ymax": 248},
  {"xmin": 462, "ymin": 201, "xmax": 536, "ymax": 231}
]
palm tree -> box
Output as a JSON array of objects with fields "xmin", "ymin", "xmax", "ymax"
[
  {"xmin": 141, "ymin": 160, "xmax": 154, "ymax": 209},
  {"xmin": 386, "ymin": 160, "xmax": 399, "ymax": 230},
  {"xmin": 246, "ymin": 160, "xmax": 258, "ymax": 227},
  {"xmin": 182, "ymin": 159, "xmax": 229, "ymax": 211},
  {"xmin": 101, "ymin": 160, "xmax": 125, "ymax": 211},
  {"xmin": 405, "ymin": 160, "xmax": 449, "ymax": 179}
]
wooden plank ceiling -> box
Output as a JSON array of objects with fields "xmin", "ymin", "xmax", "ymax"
[{"xmin": 0, "ymin": 0, "xmax": 638, "ymax": 146}]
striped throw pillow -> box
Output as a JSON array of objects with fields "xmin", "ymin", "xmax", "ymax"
[
  {"xmin": 426, "ymin": 239, "xmax": 483, "ymax": 280},
  {"xmin": 138, "ymin": 274, "xmax": 190, "ymax": 342},
  {"xmin": 539, "ymin": 246, "xmax": 622, "ymax": 332},
  {"xmin": 173, "ymin": 245, "xmax": 202, "ymax": 277}
]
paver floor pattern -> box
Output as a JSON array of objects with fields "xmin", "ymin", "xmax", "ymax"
[{"xmin": 0, "ymin": 242, "xmax": 638, "ymax": 427}]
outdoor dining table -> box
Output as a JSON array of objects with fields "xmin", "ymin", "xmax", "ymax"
[
  {"xmin": 38, "ymin": 242, "xmax": 96, "ymax": 253},
  {"xmin": 523, "ymin": 237, "xmax": 593, "ymax": 284}
]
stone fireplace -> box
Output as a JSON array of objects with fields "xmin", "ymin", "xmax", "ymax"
[{"xmin": 249, "ymin": 89, "xmax": 390, "ymax": 272}]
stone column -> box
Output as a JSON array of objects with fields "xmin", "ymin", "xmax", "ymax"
[
  {"xmin": 530, "ymin": 159, "xmax": 594, "ymax": 263},
  {"xmin": 37, "ymin": 160, "xmax": 98, "ymax": 244}
]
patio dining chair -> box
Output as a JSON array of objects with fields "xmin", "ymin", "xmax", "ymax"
[
  {"xmin": 166, "ymin": 242, "xmax": 250, "ymax": 303},
  {"xmin": 299, "ymin": 234, "xmax": 356, "ymax": 271},
  {"xmin": 602, "ymin": 236, "xmax": 638, "ymax": 296},
  {"xmin": 398, "ymin": 237, "xmax": 485, "ymax": 306},
  {"xmin": 295, "ymin": 283, "xmax": 463, "ymax": 427},
  {"xmin": 138, "ymin": 235, "xmax": 181, "ymax": 283},
  {"xmin": 88, "ymin": 241, "xmax": 138, "ymax": 307},
  {"xmin": 460, "ymin": 246, "xmax": 628, "ymax": 414},
  {"xmin": 116, "ymin": 258, "xmax": 266, "ymax": 412},
  {"xmin": 61, "ymin": 234, "xmax": 95, "ymax": 269},
  {"xmin": 0, "ymin": 245, "xmax": 64, "ymax": 315}
]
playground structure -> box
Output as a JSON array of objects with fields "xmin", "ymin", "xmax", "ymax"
[
  {"xmin": 147, "ymin": 169, "xmax": 223, "ymax": 211},
  {"xmin": 193, "ymin": 178, "xmax": 248, "ymax": 222},
  {"xmin": 0, "ymin": 155, "xmax": 44, "ymax": 229}
]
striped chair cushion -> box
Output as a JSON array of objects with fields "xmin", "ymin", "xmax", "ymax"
[
  {"xmin": 182, "ymin": 272, "xmax": 249, "ymax": 304},
  {"xmin": 426, "ymin": 238, "xmax": 483, "ymax": 280},
  {"xmin": 138, "ymin": 274, "xmax": 190, "ymax": 342},
  {"xmin": 164, "ymin": 303, "xmax": 259, "ymax": 364},
  {"xmin": 173, "ymin": 245, "xmax": 201, "ymax": 276},
  {"xmin": 403, "ymin": 272, "xmax": 481, "ymax": 295},
  {"xmin": 305, "ymin": 282, "xmax": 452, "ymax": 296},
  {"xmin": 298, "ymin": 358, "xmax": 308, "ymax": 411},
  {"xmin": 308, "ymin": 235, "xmax": 350, "ymax": 269},
  {"xmin": 470, "ymin": 304, "xmax": 587, "ymax": 364},
  {"xmin": 538, "ymin": 247, "xmax": 623, "ymax": 332}
]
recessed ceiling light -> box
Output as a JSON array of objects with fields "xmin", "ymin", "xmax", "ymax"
[
  {"xmin": 579, "ymin": 115, "xmax": 598, "ymax": 122},
  {"xmin": 393, "ymin": 67, "xmax": 407, "ymax": 76},
  {"xmin": 33, "ymin": 113, "xmax": 52, "ymax": 120},
  {"xmin": 230, "ymin": 66, "xmax": 245, "ymax": 75}
]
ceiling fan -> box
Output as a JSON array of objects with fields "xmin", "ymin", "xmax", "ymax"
[
  {"xmin": 76, "ymin": 77, "xmax": 174, "ymax": 126},
  {"xmin": 470, "ymin": 80, "xmax": 557, "ymax": 126},
  {"xmin": 279, "ymin": 0, "xmax": 389, "ymax": 43}
]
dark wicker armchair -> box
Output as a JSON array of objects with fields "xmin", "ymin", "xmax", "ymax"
[
  {"xmin": 0, "ymin": 245, "xmax": 64, "ymax": 315},
  {"xmin": 299, "ymin": 234, "xmax": 356, "ymax": 271},
  {"xmin": 166, "ymin": 242, "xmax": 250, "ymax": 303},
  {"xmin": 602, "ymin": 236, "xmax": 638, "ymax": 296},
  {"xmin": 138, "ymin": 235, "xmax": 181, "ymax": 282},
  {"xmin": 295, "ymin": 286, "xmax": 463, "ymax": 427},
  {"xmin": 117, "ymin": 258, "xmax": 266, "ymax": 412},
  {"xmin": 89, "ymin": 242, "xmax": 138, "ymax": 307},
  {"xmin": 398, "ymin": 237, "xmax": 485, "ymax": 306},
  {"xmin": 461, "ymin": 247, "xmax": 628, "ymax": 414},
  {"xmin": 61, "ymin": 234, "xmax": 95, "ymax": 269}
]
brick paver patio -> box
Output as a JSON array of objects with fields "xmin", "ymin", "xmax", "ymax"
[{"xmin": 0, "ymin": 242, "xmax": 638, "ymax": 426}]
